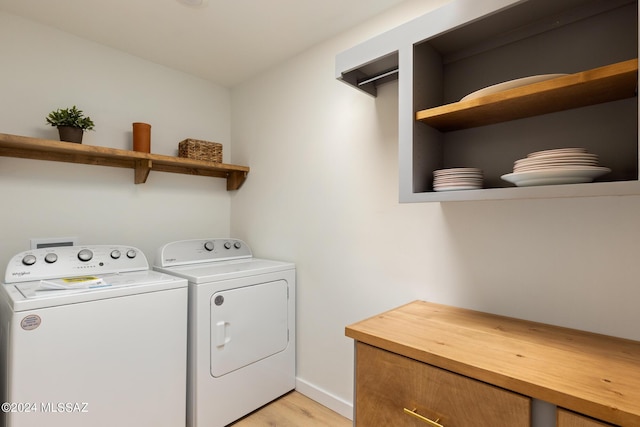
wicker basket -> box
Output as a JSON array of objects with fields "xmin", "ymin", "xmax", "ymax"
[{"xmin": 178, "ymin": 139, "xmax": 222, "ymax": 163}]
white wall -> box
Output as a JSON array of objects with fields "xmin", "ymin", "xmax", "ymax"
[
  {"xmin": 3, "ymin": 1, "xmax": 640, "ymax": 421},
  {"xmin": 0, "ymin": 11, "xmax": 232, "ymax": 263},
  {"xmin": 230, "ymin": 0, "xmax": 640, "ymax": 418}
]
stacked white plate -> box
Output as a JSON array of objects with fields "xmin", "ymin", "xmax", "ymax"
[
  {"xmin": 433, "ymin": 168, "xmax": 483, "ymax": 192},
  {"xmin": 501, "ymin": 148, "xmax": 610, "ymax": 187}
]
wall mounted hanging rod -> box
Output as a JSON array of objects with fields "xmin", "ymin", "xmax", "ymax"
[{"xmin": 357, "ymin": 67, "xmax": 399, "ymax": 86}]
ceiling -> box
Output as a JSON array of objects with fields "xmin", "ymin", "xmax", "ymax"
[{"xmin": 0, "ymin": 0, "xmax": 409, "ymax": 87}]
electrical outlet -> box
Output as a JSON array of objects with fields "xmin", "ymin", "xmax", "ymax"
[{"xmin": 30, "ymin": 237, "xmax": 78, "ymax": 250}]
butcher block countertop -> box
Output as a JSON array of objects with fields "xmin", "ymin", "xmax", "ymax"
[{"xmin": 345, "ymin": 301, "xmax": 640, "ymax": 426}]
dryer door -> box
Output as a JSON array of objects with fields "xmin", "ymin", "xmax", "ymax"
[{"xmin": 210, "ymin": 280, "xmax": 289, "ymax": 377}]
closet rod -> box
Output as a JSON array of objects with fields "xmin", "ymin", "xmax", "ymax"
[{"xmin": 357, "ymin": 68, "xmax": 399, "ymax": 86}]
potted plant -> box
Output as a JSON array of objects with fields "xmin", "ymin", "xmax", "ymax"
[{"xmin": 46, "ymin": 105, "xmax": 95, "ymax": 143}]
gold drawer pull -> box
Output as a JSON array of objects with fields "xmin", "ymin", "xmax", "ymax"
[{"xmin": 403, "ymin": 408, "xmax": 444, "ymax": 427}]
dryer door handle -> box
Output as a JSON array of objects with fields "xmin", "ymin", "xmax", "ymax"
[{"xmin": 215, "ymin": 321, "xmax": 231, "ymax": 347}]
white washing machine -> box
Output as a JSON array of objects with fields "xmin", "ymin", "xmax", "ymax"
[
  {"xmin": 0, "ymin": 245, "xmax": 188, "ymax": 427},
  {"xmin": 154, "ymin": 238, "xmax": 295, "ymax": 427}
]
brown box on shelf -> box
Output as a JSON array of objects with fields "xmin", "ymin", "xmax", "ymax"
[{"xmin": 178, "ymin": 138, "xmax": 222, "ymax": 163}]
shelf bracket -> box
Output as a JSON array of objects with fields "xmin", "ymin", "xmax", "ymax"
[
  {"xmin": 134, "ymin": 159, "xmax": 152, "ymax": 184},
  {"xmin": 227, "ymin": 170, "xmax": 248, "ymax": 191}
]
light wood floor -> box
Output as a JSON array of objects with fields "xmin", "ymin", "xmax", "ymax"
[{"xmin": 229, "ymin": 391, "xmax": 352, "ymax": 427}]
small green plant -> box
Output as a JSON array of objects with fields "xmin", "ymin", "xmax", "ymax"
[{"xmin": 46, "ymin": 105, "xmax": 95, "ymax": 130}]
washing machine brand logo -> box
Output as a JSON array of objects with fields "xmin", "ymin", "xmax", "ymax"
[
  {"xmin": 165, "ymin": 258, "xmax": 177, "ymax": 262},
  {"xmin": 21, "ymin": 314, "xmax": 41, "ymax": 330},
  {"xmin": 11, "ymin": 271, "xmax": 31, "ymax": 277}
]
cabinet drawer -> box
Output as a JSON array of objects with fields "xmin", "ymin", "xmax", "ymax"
[
  {"xmin": 355, "ymin": 342, "xmax": 531, "ymax": 427},
  {"xmin": 557, "ymin": 408, "xmax": 616, "ymax": 427}
]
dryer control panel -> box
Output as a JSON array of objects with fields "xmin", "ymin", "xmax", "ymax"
[
  {"xmin": 155, "ymin": 238, "xmax": 252, "ymax": 267},
  {"xmin": 4, "ymin": 245, "xmax": 149, "ymax": 283}
]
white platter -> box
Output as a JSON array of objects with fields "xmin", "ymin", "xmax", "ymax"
[
  {"xmin": 516, "ymin": 154, "xmax": 597, "ymax": 163},
  {"xmin": 515, "ymin": 160, "xmax": 598, "ymax": 167},
  {"xmin": 527, "ymin": 148, "xmax": 588, "ymax": 157},
  {"xmin": 461, "ymin": 74, "xmax": 568, "ymax": 101},
  {"xmin": 514, "ymin": 160, "xmax": 599, "ymax": 171},
  {"xmin": 514, "ymin": 165, "xmax": 598, "ymax": 173},
  {"xmin": 501, "ymin": 167, "xmax": 611, "ymax": 187}
]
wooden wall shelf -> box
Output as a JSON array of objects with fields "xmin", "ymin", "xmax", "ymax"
[
  {"xmin": 0, "ymin": 133, "xmax": 249, "ymax": 190},
  {"xmin": 416, "ymin": 59, "xmax": 638, "ymax": 132}
]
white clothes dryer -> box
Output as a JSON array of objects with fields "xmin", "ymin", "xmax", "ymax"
[
  {"xmin": 0, "ymin": 245, "xmax": 187, "ymax": 427},
  {"xmin": 154, "ymin": 238, "xmax": 295, "ymax": 427}
]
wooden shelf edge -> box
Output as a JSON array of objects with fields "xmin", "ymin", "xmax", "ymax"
[
  {"xmin": 0, "ymin": 133, "xmax": 249, "ymax": 190},
  {"xmin": 416, "ymin": 59, "xmax": 638, "ymax": 131}
]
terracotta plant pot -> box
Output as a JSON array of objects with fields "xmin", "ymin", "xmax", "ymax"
[{"xmin": 57, "ymin": 126, "xmax": 84, "ymax": 144}]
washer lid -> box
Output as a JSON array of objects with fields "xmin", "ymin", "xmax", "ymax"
[
  {"xmin": 3, "ymin": 270, "xmax": 187, "ymax": 311},
  {"xmin": 154, "ymin": 258, "xmax": 294, "ymax": 283}
]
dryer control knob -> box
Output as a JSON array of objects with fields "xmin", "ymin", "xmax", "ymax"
[
  {"xmin": 224, "ymin": 241, "xmax": 232, "ymax": 249},
  {"xmin": 204, "ymin": 241, "xmax": 215, "ymax": 251},
  {"xmin": 77, "ymin": 249, "xmax": 93, "ymax": 262},
  {"xmin": 234, "ymin": 241, "xmax": 242, "ymax": 249},
  {"xmin": 44, "ymin": 253, "xmax": 58, "ymax": 264},
  {"xmin": 111, "ymin": 250, "xmax": 121, "ymax": 259},
  {"xmin": 126, "ymin": 249, "xmax": 137, "ymax": 259},
  {"xmin": 22, "ymin": 254, "xmax": 37, "ymax": 266}
]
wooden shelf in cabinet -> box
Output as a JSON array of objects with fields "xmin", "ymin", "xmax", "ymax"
[
  {"xmin": 416, "ymin": 59, "xmax": 638, "ymax": 132},
  {"xmin": 0, "ymin": 133, "xmax": 249, "ymax": 190}
]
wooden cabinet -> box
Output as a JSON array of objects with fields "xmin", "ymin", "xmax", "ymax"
[
  {"xmin": 557, "ymin": 409, "xmax": 615, "ymax": 427},
  {"xmin": 345, "ymin": 301, "xmax": 640, "ymax": 426},
  {"xmin": 0, "ymin": 133, "xmax": 249, "ymax": 190},
  {"xmin": 336, "ymin": 0, "xmax": 639, "ymax": 202},
  {"xmin": 355, "ymin": 342, "xmax": 530, "ymax": 426}
]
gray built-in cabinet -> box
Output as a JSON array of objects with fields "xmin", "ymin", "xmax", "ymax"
[{"xmin": 336, "ymin": 0, "xmax": 639, "ymax": 202}]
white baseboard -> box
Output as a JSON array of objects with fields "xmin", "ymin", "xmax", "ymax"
[{"xmin": 295, "ymin": 377, "xmax": 354, "ymax": 421}]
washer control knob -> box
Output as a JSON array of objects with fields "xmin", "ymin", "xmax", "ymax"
[
  {"xmin": 22, "ymin": 254, "xmax": 37, "ymax": 266},
  {"xmin": 204, "ymin": 241, "xmax": 215, "ymax": 251},
  {"xmin": 44, "ymin": 253, "xmax": 58, "ymax": 264},
  {"xmin": 234, "ymin": 241, "xmax": 242, "ymax": 249},
  {"xmin": 224, "ymin": 241, "xmax": 232, "ymax": 249},
  {"xmin": 111, "ymin": 250, "xmax": 121, "ymax": 259},
  {"xmin": 77, "ymin": 249, "xmax": 93, "ymax": 262},
  {"xmin": 126, "ymin": 249, "xmax": 137, "ymax": 259}
]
